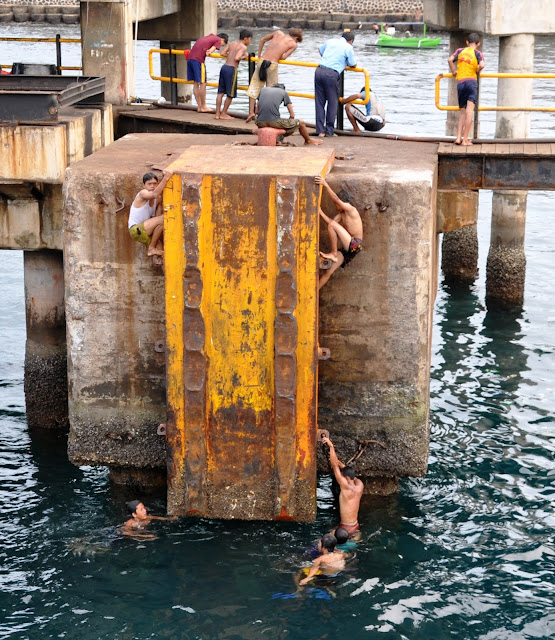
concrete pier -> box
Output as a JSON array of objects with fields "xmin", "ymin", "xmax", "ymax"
[
  {"xmin": 63, "ymin": 133, "xmax": 439, "ymax": 503},
  {"xmin": 23, "ymin": 250, "xmax": 68, "ymax": 429},
  {"xmin": 486, "ymin": 34, "xmax": 534, "ymax": 308}
]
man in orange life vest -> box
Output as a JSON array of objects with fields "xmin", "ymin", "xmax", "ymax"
[{"xmin": 448, "ymin": 33, "xmax": 485, "ymax": 146}]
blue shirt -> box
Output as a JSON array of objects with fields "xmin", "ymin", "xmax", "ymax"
[{"xmin": 318, "ymin": 37, "xmax": 356, "ymax": 74}]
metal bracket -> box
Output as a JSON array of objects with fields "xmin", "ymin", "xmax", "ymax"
[
  {"xmin": 157, "ymin": 423, "xmax": 166, "ymax": 436},
  {"xmin": 154, "ymin": 340, "xmax": 165, "ymax": 353},
  {"xmin": 318, "ymin": 347, "xmax": 330, "ymax": 360},
  {"xmin": 317, "ymin": 428, "xmax": 330, "ymax": 442},
  {"xmin": 319, "ymin": 258, "xmax": 332, "ymax": 270}
]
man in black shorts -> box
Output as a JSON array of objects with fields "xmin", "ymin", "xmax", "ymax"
[
  {"xmin": 215, "ymin": 29, "xmax": 252, "ymax": 120},
  {"xmin": 342, "ymin": 87, "xmax": 385, "ymax": 133}
]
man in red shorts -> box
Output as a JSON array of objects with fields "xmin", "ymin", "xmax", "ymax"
[{"xmin": 322, "ymin": 435, "xmax": 364, "ymax": 537}]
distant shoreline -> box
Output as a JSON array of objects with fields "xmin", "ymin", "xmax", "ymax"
[{"xmin": 0, "ymin": 1, "xmax": 424, "ymax": 29}]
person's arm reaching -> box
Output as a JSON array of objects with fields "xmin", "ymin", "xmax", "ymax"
[
  {"xmin": 341, "ymin": 92, "xmax": 363, "ymax": 105},
  {"xmin": 258, "ymin": 33, "xmax": 274, "ymax": 58},
  {"xmin": 138, "ymin": 169, "xmax": 172, "ymax": 200},
  {"xmin": 448, "ymin": 51, "xmax": 457, "ymax": 76},
  {"xmin": 315, "ymin": 176, "xmax": 348, "ymax": 211},
  {"xmin": 299, "ymin": 558, "xmax": 322, "ymax": 585},
  {"xmin": 287, "ymin": 103, "xmax": 295, "ymax": 119},
  {"xmin": 322, "ymin": 436, "xmax": 351, "ymax": 491}
]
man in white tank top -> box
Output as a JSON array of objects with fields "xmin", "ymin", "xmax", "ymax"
[{"xmin": 128, "ymin": 169, "xmax": 172, "ymax": 257}]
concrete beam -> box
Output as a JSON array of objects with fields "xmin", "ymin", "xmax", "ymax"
[
  {"xmin": 437, "ymin": 189, "xmax": 478, "ymax": 233},
  {"xmin": 138, "ymin": 0, "xmax": 217, "ymax": 42},
  {"xmin": 424, "ymin": 0, "xmax": 555, "ymax": 35},
  {"xmin": 0, "ymin": 105, "xmax": 112, "ymax": 185},
  {"xmin": 438, "ymin": 154, "xmax": 555, "ymax": 191},
  {"xmin": 423, "ymin": 0, "xmax": 459, "ymax": 31},
  {"xmin": 460, "ymin": 0, "xmax": 555, "ymax": 35}
]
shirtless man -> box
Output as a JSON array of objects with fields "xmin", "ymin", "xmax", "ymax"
[
  {"xmin": 215, "ymin": 29, "xmax": 252, "ymax": 120},
  {"xmin": 315, "ymin": 175, "xmax": 363, "ymax": 289},
  {"xmin": 322, "ymin": 435, "xmax": 364, "ymax": 537},
  {"xmin": 120, "ymin": 500, "xmax": 176, "ymax": 539},
  {"xmin": 128, "ymin": 169, "xmax": 172, "ymax": 257},
  {"xmin": 246, "ymin": 29, "xmax": 303, "ymax": 122},
  {"xmin": 298, "ymin": 533, "xmax": 347, "ymax": 586}
]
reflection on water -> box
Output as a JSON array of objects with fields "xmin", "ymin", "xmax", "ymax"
[{"xmin": 1, "ymin": 23, "xmax": 555, "ymax": 640}]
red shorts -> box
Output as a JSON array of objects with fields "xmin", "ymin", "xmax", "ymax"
[{"xmin": 340, "ymin": 521, "xmax": 360, "ymax": 536}]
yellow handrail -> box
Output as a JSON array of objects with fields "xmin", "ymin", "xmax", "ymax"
[
  {"xmin": 0, "ymin": 36, "xmax": 82, "ymax": 72},
  {"xmin": 0, "ymin": 37, "xmax": 81, "ymax": 43},
  {"xmin": 149, "ymin": 49, "xmax": 371, "ymax": 107},
  {"xmin": 435, "ymin": 72, "xmax": 555, "ymax": 112}
]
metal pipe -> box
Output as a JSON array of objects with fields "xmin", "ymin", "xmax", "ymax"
[
  {"xmin": 337, "ymin": 71, "xmax": 345, "ymax": 130},
  {"xmin": 55, "ymin": 34, "xmax": 62, "ymax": 75},
  {"xmin": 169, "ymin": 44, "xmax": 178, "ymax": 106},
  {"xmin": 474, "ymin": 71, "xmax": 480, "ymax": 139}
]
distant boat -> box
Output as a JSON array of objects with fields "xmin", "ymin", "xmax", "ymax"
[{"xmin": 376, "ymin": 23, "xmax": 441, "ymax": 49}]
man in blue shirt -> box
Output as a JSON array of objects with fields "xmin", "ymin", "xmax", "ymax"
[{"xmin": 315, "ymin": 31, "xmax": 357, "ymax": 137}]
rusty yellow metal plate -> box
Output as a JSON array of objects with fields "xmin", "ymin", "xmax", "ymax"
[{"xmin": 164, "ymin": 146, "xmax": 334, "ymax": 521}]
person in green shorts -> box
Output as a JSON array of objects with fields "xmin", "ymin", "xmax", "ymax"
[{"xmin": 128, "ymin": 169, "xmax": 172, "ymax": 257}]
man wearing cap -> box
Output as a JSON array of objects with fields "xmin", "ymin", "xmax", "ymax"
[{"xmin": 314, "ymin": 31, "xmax": 357, "ymax": 137}]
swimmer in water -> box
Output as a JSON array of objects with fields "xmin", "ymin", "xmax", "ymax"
[
  {"xmin": 298, "ymin": 533, "xmax": 347, "ymax": 586},
  {"xmin": 120, "ymin": 500, "xmax": 176, "ymax": 539}
]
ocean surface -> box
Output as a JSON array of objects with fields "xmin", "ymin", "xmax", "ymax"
[{"xmin": 1, "ymin": 24, "xmax": 554, "ymax": 640}]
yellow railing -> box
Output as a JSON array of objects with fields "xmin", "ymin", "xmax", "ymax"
[
  {"xmin": 149, "ymin": 49, "xmax": 371, "ymax": 107},
  {"xmin": 435, "ymin": 72, "xmax": 555, "ymax": 112},
  {"xmin": 0, "ymin": 36, "xmax": 82, "ymax": 72}
]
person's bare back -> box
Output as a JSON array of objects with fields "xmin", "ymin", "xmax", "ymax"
[
  {"xmin": 259, "ymin": 29, "xmax": 301, "ymax": 62},
  {"xmin": 322, "ymin": 436, "xmax": 364, "ymax": 531},
  {"xmin": 337, "ymin": 203, "xmax": 363, "ymax": 241}
]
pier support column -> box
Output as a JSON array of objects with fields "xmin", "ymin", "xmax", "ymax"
[
  {"xmin": 23, "ymin": 250, "xmax": 68, "ymax": 429},
  {"xmin": 486, "ymin": 191, "xmax": 527, "ymax": 307},
  {"xmin": 486, "ymin": 34, "xmax": 534, "ymax": 308},
  {"xmin": 441, "ymin": 30, "xmax": 479, "ymax": 285},
  {"xmin": 80, "ymin": 2, "xmax": 134, "ymax": 105},
  {"xmin": 160, "ymin": 40, "xmax": 192, "ymax": 104}
]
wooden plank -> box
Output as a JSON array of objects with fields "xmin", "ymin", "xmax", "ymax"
[
  {"xmin": 536, "ymin": 143, "xmax": 552, "ymax": 156},
  {"xmin": 493, "ymin": 143, "xmax": 511, "ymax": 155},
  {"xmin": 551, "ymin": 143, "xmax": 555, "ymax": 156},
  {"xmin": 464, "ymin": 144, "xmax": 482, "ymax": 154},
  {"xmin": 437, "ymin": 142, "xmax": 454, "ymax": 155},
  {"xmin": 523, "ymin": 143, "xmax": 538, "ymax": 155},
  {"xmin": 510, "ymin": 144, "xmax": 525, "ymax": 155}
]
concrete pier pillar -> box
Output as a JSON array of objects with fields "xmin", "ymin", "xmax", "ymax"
[
  {"xmin": 80, "ymin": 2, "xmax": 134, "ymax": 105},
  {"xmin": 486, "ymin": 191, "xmax": 527, "ymax": 307},
  {"xmin": 23, "ymin": 250, "xmax": 68, "ymax": 429},
  {"xmin": 160, "ymin": 40, "xmax": 192, "ymax": 104},
  {"xmin": 486, "ymin": 34, "xmax": 534, "ymax": 308},
  {"xmin": 441, "ymin": 30, "xmax": 480, "ymax": 285}
]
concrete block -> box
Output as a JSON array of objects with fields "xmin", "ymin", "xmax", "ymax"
[
  {"xmin": 306, "ymin": 19, "xmax": 324, "ymax": 30},
  {"xmin": 324, "ymin": 20, "xmax": 342, "ymax": 31},
  {"xmin": 163, "ymin": 145, "xmax": 334, "ymax": 520},
  {"xmin": 0, "ymin": 125, "xmax": 67, "ymax": 183},
  {"xmin": 45, "ymin": 12, "xmax": 63, "ymax": 24},
  {"xmin": 0, "ymin": 198, "xmax": 41, "ymax": 250},
  {"xmin": 437, "ymin": 189, "xmax": 479, "ymax": 233},
  {"xmin": 271, "ymin": 18, "xmax": 290, "ymax": 29},
  {"xmin": 255, "ymin": 18, "xmax": 273, "ymax": 28}
]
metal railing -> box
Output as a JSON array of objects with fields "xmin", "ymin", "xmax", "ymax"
[
  {"xmin": 0, "ymin": 35, "xmax": 82, "ymax": 73},
  {"xmin": 148, "ymin": 47, "xmax": 371, "ymax": 130},
  {"xmin": 435, "ymin": 72, "xmax": 555, "ymax": 112}
]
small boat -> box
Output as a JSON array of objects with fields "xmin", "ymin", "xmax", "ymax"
[{"xmin": 376, "ymin": 23, "xmax": 442, "ymax": 49}]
